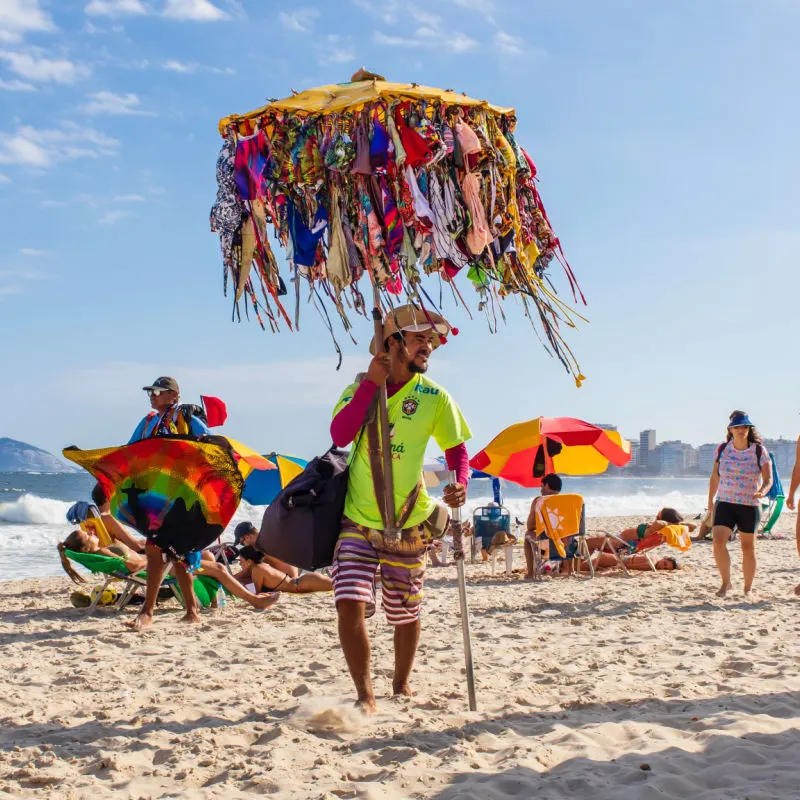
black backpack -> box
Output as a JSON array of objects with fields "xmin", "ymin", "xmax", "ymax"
[{"xmin": 255, "ymin": 447, "xmax": 350, "ymax": 571}]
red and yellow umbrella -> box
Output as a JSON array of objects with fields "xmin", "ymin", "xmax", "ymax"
[{"xmin": 470, "ymin": 417, "xmax": 631, "ymax": 488}]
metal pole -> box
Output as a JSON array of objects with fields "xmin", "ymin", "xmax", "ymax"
[
  {"xmin": 449, "ymin": 470, "xmax": 477, "ymax": 711},
  {"xmin": 372, "ymin": 287, "xmax": 399, "ymax": 540}
]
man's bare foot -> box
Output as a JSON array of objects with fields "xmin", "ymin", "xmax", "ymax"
[
  {"xmin": 255, "ymin": 593, "xmax": 280, "ymax": 610},
  {"xmin": 180, "ymin": 611, "xmax": 201, "ymax": 624},
  {"xmin": 715, "ymin": 582, "xmax": 732, "ymax": 598},
  {"xmin": 744, "ymin": 590, "xmax": 759, "ymax": 603},
  {"xmin": 392, "ymin": 682, "xmax": 413, "ymax": 698},
  {"xmin": 125, "ymin": 613, "xmax": 153, "ymax": 631},
  {"xmin": 355, "ymin": 696, "xmax": 377, "ymax": 715}
]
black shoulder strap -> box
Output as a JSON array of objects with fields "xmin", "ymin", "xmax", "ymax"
[
  {"xmin": 755, "ymin": 443, "xmax": 762, "ymax": 468},
  {"xmin": 715, "ymin": 441, "xmax": 728, "ymax": 462}
]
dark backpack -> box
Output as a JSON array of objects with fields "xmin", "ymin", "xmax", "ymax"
[
  {"xmin": 255, "ymin": 447, "xmax": 350, "ymax": 571},
  {"xmin": 716, "ymin": 440, "xmax": 763, "ymax": 468}
]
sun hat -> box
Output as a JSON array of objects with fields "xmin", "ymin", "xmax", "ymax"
[
  {"xmin": 369, "ymin": 304, "xmax": 451, "ymax": 355},
  {"xmin": 728, "ymin": 412, "xmax": 754, "ymax": 428},
  {"xmin": 142, "ymin": 377, "xmax": 179, "ymax": 393}
]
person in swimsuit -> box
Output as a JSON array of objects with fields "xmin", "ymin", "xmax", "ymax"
[
  {"xmin": 237, "ymin": 545, "xmax": 333, "ymax": 594},
  {"xmin": 58, "ymin": 530, "xmax": 279, "ymax": 611},
  {"xmin": 572, "ymin": 553, "xmax": 680, "ymax": 573},
  {"xmin": 583, "ymin": 508, "xmax": 695, "ymax": 552}
]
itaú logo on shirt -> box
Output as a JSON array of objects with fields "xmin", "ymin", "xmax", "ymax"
[{"xmin": 414, "ymin": 383, "xmax": 440, "ymax": 396}]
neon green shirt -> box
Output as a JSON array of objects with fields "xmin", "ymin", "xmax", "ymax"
[{"xmin": 333, "ymin": 375, "xmax": 472, "ymax": 530}]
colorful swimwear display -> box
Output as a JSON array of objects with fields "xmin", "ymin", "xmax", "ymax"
[
  {"xmin": 211, "ymin": 78, "xmax": 585, "ymax": 383},
  {"xmin": 63, "ymin": 436, "xmax": 244, "ymax": 559},
  {"xmin": 716, "ymin": 442, "xmax": 768, "ymax": 506}
]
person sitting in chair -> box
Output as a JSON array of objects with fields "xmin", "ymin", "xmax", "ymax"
[
  {"xmin": 58, "ymin": 530, "xmax": 280, "ymax": 610},
  {"xmin": 524, "ymin": 473, "xmax": 564, "ymax": 579}
]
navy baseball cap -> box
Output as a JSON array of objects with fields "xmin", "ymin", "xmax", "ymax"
[
  {"xmin": 728, "ymin": 412, "xmax": 754, "ymax": 428},
  {"xmin": 233, "ymin": 521, "xmax": 257, "ymax": 544}
]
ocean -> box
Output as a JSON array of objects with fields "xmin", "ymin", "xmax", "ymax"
[{"xmin": 0, "ymin": 471, "xmax": 722, "ymax": 582}]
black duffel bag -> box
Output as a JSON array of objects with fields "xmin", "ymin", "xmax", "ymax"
[{"xmin": 256, "ymin": 446, "xmax": 350, "ymax": 571}]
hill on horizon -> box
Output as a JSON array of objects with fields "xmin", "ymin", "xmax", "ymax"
[{"xmin": 0, "ymin": 438, "xmax": 79, "ymax": 474}]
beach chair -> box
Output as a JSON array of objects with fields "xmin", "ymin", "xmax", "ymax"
[
  {"xmin": 759, "ymin": 453, "xmax": 784, "ymax": 539},
  {"xmin": 532, "ymin": 494, "xmax": 586, "ymax": 577},
  {"xmin": 472, "ymin": 505, "xmax": 515, "ymax": 575},
  {"xmin": 64, "ymin": 551, "xmax": 223, "ymax": 614},
  {"xmin": 630, "ymin": 525, "xmax": 692, "ymax": 570}
]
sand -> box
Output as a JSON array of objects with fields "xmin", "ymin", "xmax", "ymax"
[{"xmin": 0, "ymin": 514, "xmax": 798, "ymax": 800}]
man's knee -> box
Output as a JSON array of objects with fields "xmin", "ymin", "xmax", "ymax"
[{"xmin": 337, "ymin": 598, "xmax": 367, "ymax": 624}]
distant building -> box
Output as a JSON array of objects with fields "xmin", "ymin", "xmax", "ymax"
[
  {"xmin": 628, "ymin": 441, "xmax": 640, "ymax": 469},
  {"xmin": 594, "ymin": 423, "xmax": 618, "ymax": 431},
  {"xmin": 698, "ymin": 443, "xmax": 719, "ymax": 474},
  {"xmin": 639, "ymin": 429, "xmax": 656, "ymax": 468},
  {"xmin": 763, "ymin": 438, "xmax": 797, "ymax": 478},
  {"xmin": 653, "ymin": 440, "xmax": 695, "ymax": 475}
]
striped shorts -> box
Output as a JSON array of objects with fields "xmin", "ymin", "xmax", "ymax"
[{"xmin": 331, "ymin": 518, "xmax": 428, "ymax": 626}]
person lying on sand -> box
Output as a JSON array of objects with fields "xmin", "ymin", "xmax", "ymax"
[
  {"xmin": 549, "ymin": 552, "xmax": 680, "ymax": 575},
  {"xmin": 58, "ymin": 530, "xmax": 279, "ymax": 611},
  {"xmin": 228, "ymin": 521, "xmax": 300, "ymax": 584},
  {"xmin": 583, "ymin": 508, "xmax": 695, "ymax": 552},
  {"xmin": 237, "ymin": 546, "xmax": 333, "ymax": 594}
]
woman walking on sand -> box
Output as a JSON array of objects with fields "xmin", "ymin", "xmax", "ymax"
[{"xmin": 706, "ymin": 410, "xmax": 772, "ymax": 599}]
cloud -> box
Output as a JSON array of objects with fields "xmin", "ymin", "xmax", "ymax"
[
  {"xmin": 112, "ymin": 193, "xmax": 145, "ymax": 202},
  {"xmin": 0, "ymin": 51, "xmax": 90, "ymax": 84},
  {"xmin": 279, "ymin": 9, "xmax": 319, "ymax": 33},
  {"xmin": 98, "ymin": 209, "xmax": 131, "ymax": 224},
  {"xmin": 161, "ymin": 59, "xmax": 234, "ymax": 74},
  {"xmin": 0, "ymin": 0, "xmax": 54, "ymax": 44},
  {"xmin": 20, "ymin": 247, "xmax": 50, "ymax": 256},
  {"xmin": 351, "ymin": 0, "xmax": 400, "ymax": 25},
  {"xmin": 318, "ymin": 46, "xmax": 355, "ymax": 66},
  {"xmin": 40, "ymin": 199, "xmax": 66, "ymax": 207},
  {"xmin": 163, "ymin": 58, "xmax": 196, "ymax": 72},
  {"xmin": 162, "ymin": 0, "xmax": 229, "ymax": 21},
  {"xmin": 0, "ymin": 265, "xmax": 48, "ymax": 299},
  {"xmin": 448, "ymin": 0, "xmax": 493, "ymax": 12},
  {"xmin": 0, "ymin": 173, "xmax": 10, "ymax": 183},
  {"xmin": 316, "ymin": 34, "xmax": 355, "ymax": 66},
  {"xmin": 83, "ymin": 90, "xmax": 152, "ymax": 115},
  {"xmin": 85, "ymin": 0, "xmax": 147, "ymax": 16},
  {"xmin": 0, "ymin": 77, "xmax": 34, "ymax": 90},
  {"xmin": 494, "ymin": 30, "xmax": 523, "ymax": 55},
  {"xmin": 373, "ymin": 28, "xmax": 478, "ymax": 53},
  {"xmin": 0, "ymin": 122, "xmax": 120, "ymax": 168}
]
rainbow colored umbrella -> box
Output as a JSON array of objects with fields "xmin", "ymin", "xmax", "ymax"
[
  {"xmin": 470, "ymin": 417, "xmax": 631, "ymax": 488},
  {"xmin": 242, "ymin": 453, "xmax": 308, "ymax": 505},
  {"xmin": 63, "ymin": 436, "xmax": 245, "ymax": 559}
]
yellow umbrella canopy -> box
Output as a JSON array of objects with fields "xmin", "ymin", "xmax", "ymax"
[
  {"xmin": 470, "ymin": 417, "xmax": 632, "ymax": 488},
  {"xmin": 210, "ymin": 70, "xmax": 586, "ymax": 383}
]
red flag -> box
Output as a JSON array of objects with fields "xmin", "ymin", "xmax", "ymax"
[{"xmin": 201, "ymin": 395, "xmax": 228, "ymax": 427}]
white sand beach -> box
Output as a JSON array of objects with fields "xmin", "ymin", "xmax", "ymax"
[{"xmin": 1, "ymin": 515, "xmax": 798, "ymax": 800}]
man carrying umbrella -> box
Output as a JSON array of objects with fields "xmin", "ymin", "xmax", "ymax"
[
  {"xmin": 329, "ymin": 305, "xmax": 471, "ymax": 713},
  {"xmin": 127, "ymin": 376, "xmax": 210, "ymax": 631}
]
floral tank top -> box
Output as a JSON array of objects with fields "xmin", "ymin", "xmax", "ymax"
[{"xmin": 717, "ymin": 442, "xmax": 767, "ymax": 507}]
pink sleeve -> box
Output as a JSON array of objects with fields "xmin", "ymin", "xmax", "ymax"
[
  {"xmin": 445, "ymin": 442, "xmax": 470, "ymax": 489},
  {"xmin": 330, "ymin": 380, "xmax": 378, "ymax": 447}
]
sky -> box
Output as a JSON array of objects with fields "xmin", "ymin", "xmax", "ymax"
[{"xmin": 1, "ymin": 0, "xmax": 799, "ymax": 461}]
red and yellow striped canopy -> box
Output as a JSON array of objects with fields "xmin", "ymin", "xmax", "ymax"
[{"xmin": 470, "ymin": 417, "xmax": 631, "ymax": 488}]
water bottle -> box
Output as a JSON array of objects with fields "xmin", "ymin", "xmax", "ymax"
[{"xmin": 216, "ymin": 585, "xmax": 227, "ymax": 608}]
